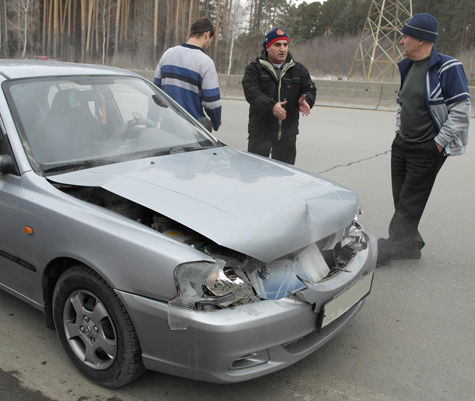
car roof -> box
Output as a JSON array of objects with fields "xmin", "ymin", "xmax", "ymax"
[{"xmin": 0, "ymin": 59, "xmax": 137, "ymax": 80}]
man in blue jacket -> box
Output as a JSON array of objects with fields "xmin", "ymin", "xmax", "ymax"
[{"xmin": 377, "ymin": 13, "xmax": 471, "ymax": 266}]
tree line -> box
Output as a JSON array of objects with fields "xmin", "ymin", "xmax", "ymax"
[{"xmin": 0, "ymin": 0, "xmax": 473, "ymax": 78}]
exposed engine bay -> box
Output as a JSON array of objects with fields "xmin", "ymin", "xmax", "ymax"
[{"xmin": 55, "ymin": 183, "xmax": 367, "ymax": 328}]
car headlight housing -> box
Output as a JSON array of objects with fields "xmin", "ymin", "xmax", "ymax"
[
  {"xmin": 318, "ymin": 217, "xmax": 367, "ymax": 273},
  {"xmin": 168, "ymin": 260, "xmax": 256, "ymax": 330}
]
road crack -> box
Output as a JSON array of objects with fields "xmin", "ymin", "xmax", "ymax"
[{"xmin": 317, "ymin": 149, "xmax": 391, "ymax": 174}]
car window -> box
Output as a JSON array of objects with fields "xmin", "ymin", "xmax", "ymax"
[{"xmin": 5, "ymin": 76, "xmax": 217, "ymax": 175}]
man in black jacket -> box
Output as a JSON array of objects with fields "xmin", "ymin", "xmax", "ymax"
[{"xmin": 242, "ymin": 28, "xmax": 316, "ymax": 165}]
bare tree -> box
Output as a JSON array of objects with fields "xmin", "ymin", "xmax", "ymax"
[
  {"xmin": 85, "ymin": 0, "xmax": 93, "ymax": 58},
  {"xmin": 165, "ymin": 0, "xmax": 172, "ymax": 49},
  {"xmin": 101, "ymin": 0, "xmax": 107, "ymax": 63},
  {"xmin": 16, "ymin": 0, "xmax": 31, "ymax": 57},
  {"xmin": 153, "ymin": 0, "xmax": 159, "ymax": 59},
  {"xmin": 114, "ymin": 0, "xmax": 120, "ymax": 56},
  {"xmin": 22, "ymin": 0, "xmax": 31, "ymax": 56},
  {"xmin": 174, "ymin": 0, "xmax": 179, "ymax": 45}
]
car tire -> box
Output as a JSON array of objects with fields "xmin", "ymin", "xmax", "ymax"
[{"xmin": 52, "ymin": 264, "xmax": 145, "ymax": 388}]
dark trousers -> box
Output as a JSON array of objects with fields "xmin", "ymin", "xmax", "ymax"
[
  {"xmin": 388, "ymin": 135, "xmax": 446, "ymax": 250},
  {"xmin": 247, "ymin": 135, "xmax": 297, "ymax": 165}
]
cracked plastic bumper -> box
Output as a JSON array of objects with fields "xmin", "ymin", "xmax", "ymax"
[{"xmin": 116, "ymin": 233, "xmax": 376, "ymax": 383}]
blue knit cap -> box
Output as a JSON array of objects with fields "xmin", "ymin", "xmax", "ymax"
[
  {"xmin": 401, "ymin": 13, "xmax": 438, "ymax": 42},
  {"xmin": 263, "ymin": 28, "xmax": 290, "ymax": 49}
]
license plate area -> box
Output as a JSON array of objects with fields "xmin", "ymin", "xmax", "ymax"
[{"xmin": 319, "ymin": 272, "xmax": 373, "ymax": 329}]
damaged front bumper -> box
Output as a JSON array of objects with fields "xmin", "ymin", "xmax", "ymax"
[{"xmin": 115, "ymin": 232, "xmax": 377, "ymax": 383}]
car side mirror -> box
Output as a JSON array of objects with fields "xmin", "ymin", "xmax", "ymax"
[{"xmin": 0, "ymin": 154, "xmax": 15, "ymax": 174}]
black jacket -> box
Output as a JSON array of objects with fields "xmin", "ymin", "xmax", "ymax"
[{"xmin": 242, "ymin": 50, "xmax": 316, "ymax": 140}]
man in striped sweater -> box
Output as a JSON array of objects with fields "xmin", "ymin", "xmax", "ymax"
[{"xmin": 154, "ymin": 18, "xmax": 221, "ymax": 132}]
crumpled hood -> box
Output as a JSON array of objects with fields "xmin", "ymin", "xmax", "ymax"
[{"xmin": 50, "ymin": 147, "xmax": 358, "ymax": 262}]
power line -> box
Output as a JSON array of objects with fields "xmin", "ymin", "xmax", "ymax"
[{"xmin": 349, "ymin": 0, "xmax": 412, "ymax": 81}]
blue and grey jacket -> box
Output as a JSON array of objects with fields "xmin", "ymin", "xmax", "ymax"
[
  {"xmin": 396, "ymin": 46, "xmax": 471, "ymax": 156},
  {"xmin": 154, "ymin": 44, "xmax": 222, "ymax": 131}
]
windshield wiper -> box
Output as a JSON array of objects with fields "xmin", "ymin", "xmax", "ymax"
[
  {"xmin": 43, "ymin": 159, "xmax": 109, "ymax": 175},
  {"xmin": 170, "ymin": 144, "xmax": 217, "ymax": 154},
  {"xmin": 145, "ymin": 144, "xmax": 216, "ymax": 157}
]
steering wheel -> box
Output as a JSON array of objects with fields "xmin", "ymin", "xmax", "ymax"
[{"xmin": 122, "ymin": 112, "xmax": 156, "ymax": 138}]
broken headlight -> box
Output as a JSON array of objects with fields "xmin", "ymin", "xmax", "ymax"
[
  {"xmin": 318, "ymin": 218, "xmax": 367, "ymax": 272},
  {"xmin": 168, "ymin": 260, "xmax": 256, "ymax": 329}
]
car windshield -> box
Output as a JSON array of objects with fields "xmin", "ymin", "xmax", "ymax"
[{"xmin": 5, "ymin": 75, "xmax": 218, "ymax": 175}]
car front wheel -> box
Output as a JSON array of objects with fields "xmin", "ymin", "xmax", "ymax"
[{"xmin": 52, "ymin": 265, "xmax": 145, "ymax": 388}]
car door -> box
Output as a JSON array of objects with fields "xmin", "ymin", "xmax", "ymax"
[{"xmin": 0, "ymin": 130, "xmax": 39, "ymax": 303}]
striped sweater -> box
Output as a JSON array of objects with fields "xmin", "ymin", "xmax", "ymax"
[{"xmin": 154, "ymin": 44, "xmax": 222, "ymax": 130}]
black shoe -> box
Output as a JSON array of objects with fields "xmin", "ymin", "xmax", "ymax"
[
  {"xmin": 376, "ymin": 237, "xmax": 421, "ymax": 267},
  {"xmin": 377, "ymin": 237, "xmax": 394, "ymax": 250},
  {"xmin": 392, "ymin": 248, "xmax": 421, "ymax": 260},
  {"xmin": 376, "ymin": 250, "xmax": 391, "ymax": 267},
  {"xmin": 376, "ymin": 238, "xmax": 390, "ymax": 267}
]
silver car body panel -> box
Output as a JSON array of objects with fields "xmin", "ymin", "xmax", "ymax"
[
  {"xmin": 0, "ymin": 169, "xmax": 213, "ymax": 303},
  {"xmin": 50, "ymin": 147, "xmax": 358, "ymax": 263}
]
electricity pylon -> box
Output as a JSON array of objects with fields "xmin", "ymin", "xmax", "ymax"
[{"xmin": 349, "ymin": 0, "xmax": 412, "ymax": 81}]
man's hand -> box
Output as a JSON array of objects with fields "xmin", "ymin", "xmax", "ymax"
[
  {"xmin": 435, "ymin": 142, "xmax": 443, "ymax": 153},
  {"xmin": 299, "ymin": 94, "xmax": 311, "ymax": 116},
  {"xmin": 272, "ymin": 101, "xmax": 287, "ymax": 120}
]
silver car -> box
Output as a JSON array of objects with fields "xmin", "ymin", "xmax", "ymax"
[{"xmin": 0, "ymin": 60, "xmax": 376, "ymax": 388}]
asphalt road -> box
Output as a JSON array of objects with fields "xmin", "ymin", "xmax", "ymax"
[{"xmin": 1, "ymin": 100, "xmax": 474, "ymax": 401}]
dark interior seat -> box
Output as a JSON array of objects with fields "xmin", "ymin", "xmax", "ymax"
[{"xmin": 40, "ymin": 89, "xmax": 101, "ymax": 162}]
